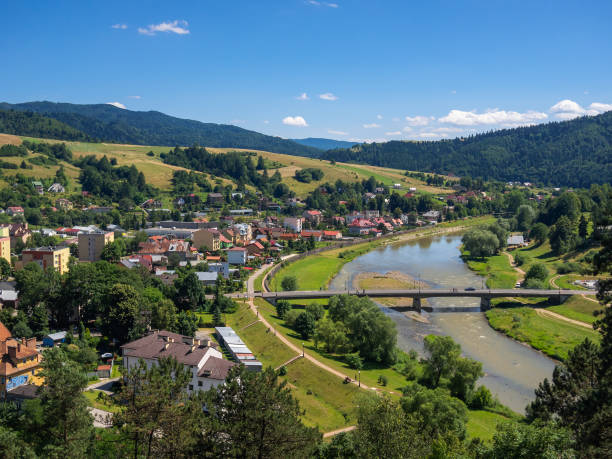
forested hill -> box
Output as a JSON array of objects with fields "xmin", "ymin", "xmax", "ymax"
[
  {"xmin": 0, "ymin": 101, "xmax": 321, "ymax": 157},
  {"xmin": 322, "ymin": 112, "xmax": 612, "ymax": 187},
  {"xmin": 292, "ymin": 137, "xmax": 356, "ymax": 150},
  {"xmin": 0, "ymin": 109, "xmax": 93, "ymax": 142}
]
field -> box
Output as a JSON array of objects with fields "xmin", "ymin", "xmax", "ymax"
[
  {"xmin": 547, "ymin": 295, "xmax": 603, "ymax": 324},
  {"xmin": 466, "ymin": 410, "xmax": 512, "ymax": 440},
  {"xmin": 486, "ymin": 306, "xmax": 600, "ymax": 361},
  {"xmin": 463, "ymin": 252, "xmax": 517, "ymax": 289},
  {"xmin": 0, "ymin": 135, "xmax": 448, "ymax": 197}
]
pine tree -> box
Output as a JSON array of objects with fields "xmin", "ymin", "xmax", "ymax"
[{"xmin": 579, "ymin": 215, "xmax": 589, "ymax": 239}]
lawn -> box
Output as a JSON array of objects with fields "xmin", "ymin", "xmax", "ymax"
[
  {"xmin": 224, "ymin": 301, "xmax": 360, "ymax": 431},
  {"xmin": 547, "ymin": 295, "xmax": 603, "ymax": 325},
  {"xmin": 463, "ymin": 252, "xmax": 517, "ymax": 289},
  {"xmin": 466, "ymin": 410, "xmax": 512, "ymax": 441},
  {"xmin": 270, "ymin": 255, "xmax": 346, "ymax": 291},
  {"xmin": 84, "ymin": 390, "xmax": 122, "ymax": 414},
  {"xmin": 486, "ymin": 306, "xmax": 600, "ymax": 361}
]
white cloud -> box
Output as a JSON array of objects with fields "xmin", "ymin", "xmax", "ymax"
[
  {"xmin": 107, "ymin": 102, "xmax": 126, "ymax": 109},
  {"xmin": 308, "ymin": 1, "xmax": 339, "ymax": 7},
  {"xmin": 385, "ymin": 131, "xmax": 402, "ymax": 136},
  {"xmin": 432, "ymin": 127, "xmax": 464, "ymax": 133},
  {"xmin": 363, "ymin": 123, "xmax": 381, "ymax": 128},
  {"xmin": 376, "ymin": 114, "xmax": 383, "ymax": 120},
  {"xmin": 392, "ymin": 117, "xmax": 400, "ymax": 122},
  {"xmin": 138, "ymin": 20, "xmax": 190, "ymax": 36},
  {"xmin": 128, "ymin": 95, "xmax": 141, "ymax": 99},
  {"xmin": 438, "ymin": 109, "xmax": 547, "ymax": 126},
  {"xmin": 450, "ymin": 90, "xmax": 457, "ymax": 94},
  {"xmin": 349, "ymin": 137, "xmax": 387, "ymax": 144},
  {"xmin": 549, "ymin": 99, "xmax": 611, "ymax": 120},
  {"xmin": 296, "ymin": 92, "xmax": 309, "ymax": 101},
  {"xmin": 263, "ymin": 120, "xmax": 270, "ymax": 124},
  {"xmin": 405, "ymin": 115, "xmax": 431, "ymax": 126},
  {"xmin": 402, "ymin": 126, "xmax": 412, "ymax": 132},
  {"xmin": 325, "ymin": 2, "xmax": 339, "ymax": 7},
  {"xmin": 319, "ymin": 92, "xmax": 338, "ymax": 101},
  {"xmin": 417, "ymin": 132, "xmax": 441, "ymax": 138},
  {"xmin": 328, "ymin": 129, "xmax": 348, "ymax": 136},
  {"xmin": 282, "ymin": 116, "xmax": 308, "ymax": 127},
  {"xmin": 111, "ymin": 24, "xmax": 127, "ymax": 29}
]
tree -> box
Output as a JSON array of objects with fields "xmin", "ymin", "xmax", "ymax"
[
  {"xmin": 150, "ymin": 298, "xmax": 177, "ymax": 331},
  {"xmin": 0, "ymin": 258, "xmax": 12, "ymax": 280},
  {"xmin": 516, "ymin": 204, "xmax": 536, "ymax": 231},
  {"xmin": 352, "ymin": 395, "xmax": 428, "ymax": 459},
  {"xmin": 449, "ymin": 357, "xmax": 483, "ymax": 402},
  {"xmin": 205, "ymin": 366, "xmax": 321, "ymax": 458},
  {"xmin": 295, "ymin": 311, "xmax": 316, "ymax": 339},
  {"xmin": 422, "ymin": 335, "xmax": 461, "ymax": 387},
  {"xmin": 37, "ymin": 348, "xmax": 93, "ymax": 458},
  {"xmin": 281, "ymin": 275, "xmax": 298, "ymax": 291},
  {"xmin": 579, "ymin": 214, "xmax": 589, "ymax": 239},
  {"xmin": 175, "ymin": 311, "xmax": 198, "ymax": 337},
  {"xmin": 100, "ymin": 239, "xmax": 126, "ymax": 263},
  {"xmin": 525, "ymin": 263, "xmax": 548, "ymax": 282},
  {"xmin": 0, "ymin": 425, "xmax": 37, "ymax": 459},
  {"xmin": 275, "ymin": 300, "xmax": 291, "ymax": 319},
  {"xmin": 306, "ymin": 302, "xmax": 325, "ymax": 321},
  {"xmin": 550, "ymin": 215, "xmax": 576, "ymax": 254},
  {"xmin": 101, "ymin": 283, "xmax": 145, "ymax": 343},
  {"xmin": 114, "ymin": 357, "xmax": 202, "ymax": 458},
  {"xmin": 314, "ymin": 317, "xmax": 349, "ymax": 353},
  {"xmin": 212, "ymin": 306, "xmax": 223, "ymax": 327},
  {"xmin": 530, "ymin": 223, "xmax": 549, "ymax": 245},
  {"xmin": 462, "ymin": 229, "xmax": 499, "ymax": 259},
  {"xmin": 174, "ymin": 272, "xmax": 205, "ymax": 310}
]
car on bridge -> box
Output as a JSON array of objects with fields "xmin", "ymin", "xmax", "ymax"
[{"xmin": 464, "ymin": 287, "xmax": 476, "ymax": 291}]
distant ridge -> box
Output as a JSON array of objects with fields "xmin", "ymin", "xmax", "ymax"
[
  {"xmin": 322, "ymin": 112, "xmax": 612, "ymax": 188},
  {"xmin": 291, "ymin": 137, "xmax": 356, "ymax": 150},
  {"xmin": 0, "ymin": 101, "xmax": 321, "ymax": 157}
]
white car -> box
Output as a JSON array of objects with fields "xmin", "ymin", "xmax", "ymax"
[{"xmin": 515, "ymin": 282, "xmax": 522, "ymax": 288}]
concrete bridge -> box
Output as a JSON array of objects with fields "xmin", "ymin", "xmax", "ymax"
[{"xmin": 251, "ymin": 288, "xmax": 591, "ymax": 312}]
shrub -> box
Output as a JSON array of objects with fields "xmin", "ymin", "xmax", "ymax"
[
  {"xmin": 278, "ymin": 365, "xmax": 287, "ymax": 376},
  {"xmin": 378, "ymin": 375, "xmax": 388, "ymax": 386},
  {"xmin": 146, "ymin": 151, "xmax": 155, "ymax": 157},
  {"xmin": 514, "ymin": 252, "xmax": 529, "ymax": 266},
  {"xmin": 284, "ymin": 309, "xmax": 301, "ymax": 329},
  {"xmin": 524, "ymin": 278, "xmax": 545, "ymax": 289},
  {"xmin": 470, "ymin": 385, "xmax": 494, "ymax": 409},
  {"xmin": 556, "ymin": 262, "xmax": 583, "ymax": 274},
  {"xmin": 345, "ymin": 352, "xmax": 363, "ymax": 370},
  {"xmin": 281, "ymin": 276, "xmax": 297, "ymax": 291},
  {"xmin": 294, "ymin": 312, "xmax": 315, "ymax": 339},
  {"xmin": 275, "ymin": 300, "xmax": 291, "ymax": 319},
  {"xmin": 526, "ymin": 263, "xmax": 548, "ymax": 281},
  {"xmin": 305, "ymin": 303, "xmax": 325, "ymax": 321}
]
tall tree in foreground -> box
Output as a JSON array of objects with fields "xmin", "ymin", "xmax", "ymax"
[
  {"xmin": 204, "ymin": 366, "xmax": 320, "ymax": 458},
  {"xmin": 37, "ymin": 348, "xmax": 94, "ymax": 458}
]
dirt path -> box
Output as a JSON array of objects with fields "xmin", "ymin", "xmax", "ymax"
[
  {"xmin": 503, "ymin": 251, "xmax": 525, "ymax": 281},
  {"xmin": 535, "ymin": 308, "xmax": 593, "ymax": 329},
  {"xmin": 550, "ymin": 274, "xmax": 600, "ymax": 304},
  {"xmin": 323, "ymin": 425, "xmax": 357, "ymax": 438},
  {"xmin": 247, "ymin": 265, "xmax": 373, "ymax": 391}
]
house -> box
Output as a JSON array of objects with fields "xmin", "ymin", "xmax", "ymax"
[
  {"xmin": 121, "ymin": 330, "xmax": 235, "ymax": 392},
  {"xmin": 0, "ymin": 283, "xmax": 18, "ymax": 309},
  {"xmin": 229, "ymin": 208, "xmax": 253, "ymax": 216},
  {"xmin": 375, "ymin": 187, "xmax": 385, "ymax": 194},
  {"xmin": 323, "ymin": 230, "xmax": 342, "ymax": 240},
  {"xmin": 21, "ymin": 246, "xmax": 71, "ymax": 274},
  {"xmin": 393, "ymin": 183, "xmax": 401, "ymax": 189},
  {"xmin": 6, "ymin": 207, "xmax": 24, "ymax": 217},
  {"xmin": 507, "ymin": 235, "xmax": 526, "ymax": 248},
  {"xmin": 0, "ymin": 227, "xmax": 10, "ymax": 264},
  {"xmin": 56, "ymin": 198, "xmax": 73, "ymax": 210},
  {"xmin": 78, "ymin": 231, "xmax": 115, "ymax": 262},
  {"xmin": 47, "ymin": 183, "xmax": 65, "ymax": 193},
  {"xmin": 233, "ymin": 223, "xmax": 252, "ymax": 245},
  {"xmin": 363, "ymin": 192, "xmax": 376, "ymax": 201},
  {"xmin": 215, "ymin": 327, "xmax": 262, "ymax": 372},
  {"xmin": 303, "ymin": 210, "xmax": 322, "ymax": 225},
  {"xmin": 422, "ymin": 210, "xmax": 441, "ymax": 222},
  {"xmin": 0, "ymin": 322, "xmax": 43, "ymax": 397},
  {"xmin": 195, "ymin": 272, "xmax": 218, "ymax": 286},
  {"xmin": 0, "ymin": 223, "xmax": 31, "ymax": 249},
  {"xmin": 192, "ymin": 228, "xmax": 221, "ymax": 251},
  {"xmin": 246, "ymin": 241, "xmax": 265, "ymax": 256},
  {"xmin": 348, "ymin": 218, "xmax": 374, "ymax": 236},
  {"xmin": 227, "ymin": 247, "xmax": 247, "ymax": 265},
  {"xmin": 32, "ymin": 181, "xmax": 44, "ymax": 195},
  {"xmin": 42, "ymin": 331, "xmax": 68, "ymax": 347},
  {"xmin": 364, "ymin": 210, "xmax": 380, "ymax": 219},
  {"xmin": 140, "ymin": 199, "xmax": 162, "ymax": 209},
  {"xmin": 208, "ymin": 262, "xmax": 230, "ymax": 279},
  {"xmin": 283, "ymin": 217, "xmax": 303, "ymax": 233},
  {"xmin": 96, "ymin": 365, "xmax": 111, "ymax": 378},
  {"xmin": 207, "ymin": 193, "xmax": 224, "ymax": 206},
  {"xmin": 301, "ymin": 230, "xmax": 323, "ymax": 242}
]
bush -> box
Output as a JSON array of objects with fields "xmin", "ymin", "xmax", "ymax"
[
  {"xmin": 345, "ymin": 352, "xmax": 363, "ymax": 370},
  {"xmin": 278, "ymin": 365, "xmax": 287, "ymax": 376},
  {"xmin": 305, "ymin": 303, "xmax": 325, "ymax": 321},
  {"xmin": 284, "ymin": 309, "xmax": 301, "ymax": 329},
  {"xmin": 281, "ymin": 276, "xmax": 297, "ymax": 291},
  {"xmin": 146, "ymin": 151, "xmax": 155, "ymax": 157},
  {"xmin": 294, "ymin": 312, "xmax": 315, "ymax": 339},
  {"xmin": 378, "ymin": 375, "xmax": 388, "ymax": 386},
  {"xmin": 524, "ymin": 278, "xmax": 545, "ymax": 289},
  {"xmin": 556, "ymin": 262, "xmax": 583, "ymax": 274},
  {"xmin": 470, "ymin": 385, "xmax": 494, "ymax": 409},
  {"xmin": 275, "ymin": 300, "xmax": 291, "ymax": 319},
  {"xmin": 514, "ymin": 252, "xmax": 529, "ymax": 266},
  {"xmin": 526, "ymin": 263, "xmax": 548, "ymax": 281}
]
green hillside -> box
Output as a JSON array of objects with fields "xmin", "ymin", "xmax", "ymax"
[{"xmin": 323, "ymin": 111, "xmax": 612, "ymax": 187}]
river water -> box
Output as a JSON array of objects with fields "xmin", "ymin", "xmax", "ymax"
[{"xmin": 329, "ymin": 234, "xmax": 556, "ymax": 413}]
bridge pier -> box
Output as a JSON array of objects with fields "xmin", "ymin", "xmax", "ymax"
[
  {"xmin": 480, "ymin": 296, "xmax": 491, "ymax": 311},
  {"xmin": 413, "ymin": 297, "xmax": 422, "ymax": 313},
  {"xmin": 548, "ymin": 294, "xmax": 570, "ymax": 305}
]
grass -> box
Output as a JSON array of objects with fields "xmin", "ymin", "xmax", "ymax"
[
  {"xmin": 463, "ymin": 252, "xmax": 517, "ymax": 288},
  {"xmin": 83, "ymin": 390, "xmax": 122, "ymax": 414},
  {"xmin": 224, "ymin": 300, "xmax": 359, "ymax": 431},
  {"xmin": 486, "ymin": 306, "xmax": 600, "ymax": 361},
  {"xmin": 271, "ymin": 256, "xmax": 346, "ymax": 291},
  {"xmin": 547, "ymin": 295, "xmax": 603, "ymax": 325},
  {"xmin": 253, "ymin": 265, "xmax": 273, "ymax": 292},
  {"xmin": 466, "ymin": 410, "xmax": 512, "ymax": 440}
]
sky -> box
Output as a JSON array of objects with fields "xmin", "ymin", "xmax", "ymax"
[{"xmin": 1, "ymin": 0, "xmax": 611, "ymax": 143}]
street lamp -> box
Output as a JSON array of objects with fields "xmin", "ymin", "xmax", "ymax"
[
  {"xmin": 358, "ymin": 370, "xmax": 361, "ymax": 387},
  {"xmin": 302, "ymin": 342, "xmax": 304, "ymax": 357}
]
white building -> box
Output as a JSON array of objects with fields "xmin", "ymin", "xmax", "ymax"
[
  {"xmin": 121, "ymin": 330, "xmax": 235, "ymax": 392},
  {"xmin": 227, "ymin": 247, "xmax": 248, "ymax": 265},
  {"xmin": 283, "ymin": 217, "xmax": 303, "ymax": 233}
]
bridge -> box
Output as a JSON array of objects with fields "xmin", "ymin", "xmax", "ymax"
[{"xmin": 250, "ymin": 288, "xmax": 591, "ymax": 312}]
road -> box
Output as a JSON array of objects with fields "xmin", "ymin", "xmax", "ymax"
[
  {"xmin": 535, "ymin": 308, "xmax": 594, "ymax": 329},
  {"xmin": 503, "ymin": 251, "xmax": 525, "ymax": 282},
  {"xmin": 550, "ymin": 274, "xmax": 600, "ymax": 304}
]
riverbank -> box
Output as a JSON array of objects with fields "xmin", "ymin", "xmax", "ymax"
[
  {"xmin": 268, "ymin": 216, "xmax": 495, "ymax": 292},
  {"xmin": 353, "ymin": 271, "xmax": 427, "ymax": 308}
]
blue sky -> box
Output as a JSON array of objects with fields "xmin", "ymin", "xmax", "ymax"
[{"xmin": 1, "ymin": 0, "xmax": 611, "ymax": 142}]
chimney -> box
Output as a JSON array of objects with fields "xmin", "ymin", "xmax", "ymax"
[
  {"xmin": 164, "ymin": 342, "xmax": 170, "ymax": 350},
  {"xmin": 8, "ymin": 345, "xmax": 16, "ymax": 359},
  {"xmin": 190, "ymin": 344, "xmax": 196, "ymax": 352}
]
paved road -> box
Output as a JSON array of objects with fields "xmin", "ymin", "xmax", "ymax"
[
  {"xmin": 88, "ymin": 407, "xmax": 113, "ymax": 428},
  {"xmin": 85, "ymin": 377, "xmax": 120, "ymax": 394}
]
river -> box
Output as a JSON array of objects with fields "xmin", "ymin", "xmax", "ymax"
[{"xmin": 328, "ymin": 233, "xmax": 556, "ymax": 413}]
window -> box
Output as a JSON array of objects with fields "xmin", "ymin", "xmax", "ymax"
[
  {"xmin": 198, "ymin": 381, "xmax": 202, "ymax": 387},
  {"xmin": 188, "ymin": 384, "xmax": 193, "ymax": 391}
]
